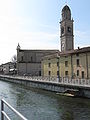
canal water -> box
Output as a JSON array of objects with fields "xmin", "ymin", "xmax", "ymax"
[{"xmin": 0, "ymin": 80, "xmax": 90, "ymax": 120}]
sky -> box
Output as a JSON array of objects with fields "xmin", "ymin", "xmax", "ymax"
[{"xmin": 0, "ymin": 0, "xmax": 90, "ymax": 64}]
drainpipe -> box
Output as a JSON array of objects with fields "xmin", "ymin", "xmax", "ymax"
[
  {"xmin": 86, "ymin": 53, "xmax": 88, "ymax": 79},
  {"xmin": 26, "ymin": 62, "xmax": 27, "ymax": 75},
  {"xmin": 71, "ymin": 55, "xmax": 73, "ymax": 79},
  {"xmin": 57, "ymin": 56, "xmax": 60, "ymax": 82}
]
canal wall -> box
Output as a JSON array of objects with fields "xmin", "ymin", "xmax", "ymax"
[
  {"xmin": 0, "ymin": 75, "xmax": 90, "ymax": 98},
  {"xmin": 0, "ymin": 75, "xmax": 67, "ymax": 93}
]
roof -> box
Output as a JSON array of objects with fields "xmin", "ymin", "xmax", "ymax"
[
  {"xmin": 62, "ymin": 5, "xmax": 71, "ymax": 13},
  {"xmin": 42, "ymin": 46, "xmax": 90, "ymax": 60},
  {"xmin": 19, "ymin": 49, "xmax": 59, "ymax": 53},
  {"xmin": 59, "ymin": 46, "xmax": 90, "ymax": 56},
  {"xmin": 0, "ymin": 62, "xmax": 15, "ymax": 66}
]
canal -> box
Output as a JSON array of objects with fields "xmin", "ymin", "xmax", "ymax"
[{"xmin": 0, "ymin": 80, "xmax": 90, "ymax": 120}]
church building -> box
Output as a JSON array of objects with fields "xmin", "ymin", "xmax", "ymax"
[
  {"xmin": 17, "ymin": 44, "xmax": 59, "ymax": 76},
  {"xmin": 41, "ymin": 5, "xmax": 90, "ymax": 79}
]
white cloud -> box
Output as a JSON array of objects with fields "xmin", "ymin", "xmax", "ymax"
[
  {"xmin": 0, "ymin": 15, "xmax": 59, "ymax": 64},
  {"xmin": 0, "ymin": 0, "xmax": 15, "ymax": 16},
  {"xmin": 18, "ymin": 31, "xmax": 59, "ymax": 49}
]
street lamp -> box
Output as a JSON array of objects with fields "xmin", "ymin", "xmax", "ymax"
[{"xmin": 57, "ymin": 56, "xmax": 60, "ymax": 82}]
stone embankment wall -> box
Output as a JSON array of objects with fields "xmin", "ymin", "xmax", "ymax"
[
  {"xmin": 0, "ymin": 75, "xmax": 90, "ymax": 98},
  {"xmin": 0, "ymin": 75, "xmax": 66, "ymax": 93}
]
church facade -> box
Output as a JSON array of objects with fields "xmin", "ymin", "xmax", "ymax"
[
  {"xmin": 17, "ymin": 44, "xmax": 59, "ymax": 76},
  {"xmin": 41, "ymin": 5, "xmax": 90, "ymax": 79}
]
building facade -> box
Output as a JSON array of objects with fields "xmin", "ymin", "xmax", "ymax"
[
  {"xmin": 17, "ymin": 44, "xmax": 59, "ymax": 76},
  {"xmin": 0, "ymin": 62, "xmax": 16, "ymax": 75},
  {"xmin": 41, "ymin": 47, "xmax": 90, "ymax": 79}
]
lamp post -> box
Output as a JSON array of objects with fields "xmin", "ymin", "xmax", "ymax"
[{"xmin": 57, "ymin": 56, "xmax": 60, "ymax": 82}]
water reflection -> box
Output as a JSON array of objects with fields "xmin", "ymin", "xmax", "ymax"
[
  {"xmin": 61, "ymin": 111, "xmax": 74, "ymax": 120},
  {"xmin": 0, "ymin": 80, "xmax": 90, "ymax": 120}
]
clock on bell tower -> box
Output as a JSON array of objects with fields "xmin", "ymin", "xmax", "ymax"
[{"xmin": 60, "ymin": 5, "xmax": 74, "ymax": 52}]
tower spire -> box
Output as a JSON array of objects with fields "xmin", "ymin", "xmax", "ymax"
[
  {"xmin": 60, "ymin": 5, "xmax": 74, "ymax": 51},
  {"xmin": 17, "ymin": 43, "xmax": 21, "ymax": 50}
]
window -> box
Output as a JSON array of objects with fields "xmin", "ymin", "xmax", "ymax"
[
  {"xmin": 48, "ymin": 63, "xmax": 51, "ymax": 68},
  {"xmin": 67, "ymin": 26, "xmax": 71, "ymax": 33},
  {"xmin": 31, "ymin": 56, "xmax": 33, "ymax": 62},
  {"xmin": 57, "ymin": 71, "xmax": 59, "ymax": 76},
  {"xmin": 39, "ymin": 71, "xmax": 41, "ymax": 76},
  {"xmin": 77, "ymin": 59, "xmax": 79, "ymax": 67},
  {"xmin": 9, "ymin": 65, "xmax": 10, "ymax": 69},
  {"xmin": 57, "ymin": 62, "xmax": 59, "ymax": 67},
  {"xmin": 21, "ymin": 56, "xmax": 23, "ymax": 61},
  {"xmin": 48, "ymin": 58, "xmax": 50, "ymax": 60},
  {"xmin": 76, "ymin": 53, "xmax": 79, "ymax": 57},
  {"xmin": 77, "ymin": 70, "xmax": 79, "ymax": 76},
  {"xmin": 65, "ymin": 61, "xmax": 68, "ymax": 67},
  {"xmin": 61, "ymin": 27, "xmax": 64, "ymax": 34},
  {"xmin": 82, "ymin": 71, "xmax": 84, "ymax": 79},
  {"xmin": 65, "ymin": 71, "xmax": 68, "ymax": 76},
  {"xmin": 65, "ymin": 56, "xmax": 68, "ymax": 58},
  {"xmin": 48, "ymin": 71, "xmax": 51, "ymax": 76}
]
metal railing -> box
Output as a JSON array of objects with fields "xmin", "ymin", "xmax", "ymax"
[
  {"xmin": 0, "ymin": 74, "xmax": 90, "ymax": 87},
  {"xmin": 1, "ymin": 99, "xmax": 28, "ymax": 120}
]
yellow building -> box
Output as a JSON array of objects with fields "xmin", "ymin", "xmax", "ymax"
[
  {"xmin": 41, "ymin": 47, "xmax": 90, "ymax": 79},
  {"xmin": 41, "ymin": 5, "xmax": 90, "ymax": 79}
]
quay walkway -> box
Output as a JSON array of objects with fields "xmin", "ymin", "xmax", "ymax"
[
  {"xmin": 0, "ymin": 75, "xmax": 90, "ymax": 87},
  {"xmin": 0, "ymin": 75, "xmax": 90, "ymax": 98}
]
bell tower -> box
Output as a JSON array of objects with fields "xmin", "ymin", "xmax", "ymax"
[{"xmin": 60, "ymin": 5, "xmax": 74, "ymax": 52}]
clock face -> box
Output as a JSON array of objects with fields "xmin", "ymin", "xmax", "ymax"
[{"xmin": 67, "ymin": 26, "xmax": 71, "ymax": 33}]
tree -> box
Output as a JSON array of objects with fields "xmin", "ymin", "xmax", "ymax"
[
  {"xmin": 10, "ymin": 55, "xmax": 17, "ymax": 74},
  {"xmin": 11, "ymin": 55, "xmax": 17, "ymax": 63},
  {"xmin": 11, "ymin": 54, "xmax": 17, "ymax": 70}
]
